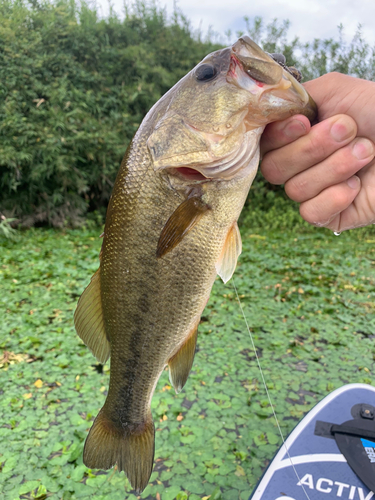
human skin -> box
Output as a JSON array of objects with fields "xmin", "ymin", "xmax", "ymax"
[{"xmin": 260, "ymin": 72, "xmax": 375, "ymax": 232}]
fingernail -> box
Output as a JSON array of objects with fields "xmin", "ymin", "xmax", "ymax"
[
  {"xmin": 352, "ymin": 138, "xmax": 375, "ymax": 160},
  {"xmin": 330, "ymin": 118, "xmax": 354, "ymax": 142},
  {"xmin": 347, "ymin": 175, "xmax": 360, "ymax": 189},
  {"xmin": 283, "ymin": 119, "xmax": 307, "ymax": 139}
]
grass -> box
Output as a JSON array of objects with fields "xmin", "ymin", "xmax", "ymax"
[{"xmin": 1, "ymin": 225, "xmax": 375, "ymax": 500}]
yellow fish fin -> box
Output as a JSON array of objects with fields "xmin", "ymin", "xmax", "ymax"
[
  {"xmin": 156, "ymin": 196, "xmax": 209, "ymax": 258},
  {"xmin": 215, "ymin": 222, "xmax": 242, "ymax": 283},
  {"xmin": 83, "ymin": 408, "xmax": 155, "ymax": 494},
  {"xmin": 74, "ymin": 269, "xmax": 110, "ymax": 364},
  {"xmin": 168, "ymin": 325, "xmax": 198, "ymax": 394}
]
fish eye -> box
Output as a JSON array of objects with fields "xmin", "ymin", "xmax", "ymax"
[
  {"xmin": 195, "ymin": 64, "xmax": 217, "ymax": 81},
  {"xmin": 270, "ymin": 53, "xmax": 286, "ymax": 66}
]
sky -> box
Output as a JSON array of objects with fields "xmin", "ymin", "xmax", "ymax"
[{"xmin": 96, "ymin": 0, "xmax": 375, "ymax": 46}]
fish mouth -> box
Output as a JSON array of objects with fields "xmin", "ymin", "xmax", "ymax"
[
  {"xmin": 229, "ymin": 36, "xmax": 317, "ymax": 122},
  {"xmin": 173, "ymin": 167, "xmax": 207, "ymax": 181},
  {"xmin": 228, "ymin": 54, "xmax": 271, "ymax": 95}
]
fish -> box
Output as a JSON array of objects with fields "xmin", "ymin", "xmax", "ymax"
[{"xmin": 74, "ymin": 35, "xmax": 317, "ymax": 493}]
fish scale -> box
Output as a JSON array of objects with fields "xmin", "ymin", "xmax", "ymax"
[{"xmin": 74, "ymin": 35, "xmax": 317, "ymax": 493}]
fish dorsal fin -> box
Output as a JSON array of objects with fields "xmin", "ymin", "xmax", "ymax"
[
  {"xmin": 74, "ymin": 269, "xmax": 110, "ymax": 364},
  {"xmin": 168, "ymin": 326, "xmax": 198, "ymax": 394},
  {"xmin": 156, "ymin": 196, "xmax": 209, "ymax": 258},
  {"xmin": 215, "ymin": 222, "xmax": 242, "ymax": 283}
]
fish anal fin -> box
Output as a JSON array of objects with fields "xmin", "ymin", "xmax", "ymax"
[
  {"xmin": 215, "ymin": 222, "xmax": 242, "ymax": 283},
  {"xmin": 74, "ymin": 269, "xmax": 110, "ymax": 364},
  {"xmin": 156, "ymin": 196, "xmax": 209, "ymax": 258},
  {"xmin": 168, "ymin": 326, "xmax": 198, "ymax": 394},
  {"xmin": 83, "ymin": 408, "xmax": 155, "ymax": 493}
]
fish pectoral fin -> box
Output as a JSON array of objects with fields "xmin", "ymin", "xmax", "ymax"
[
  {"xmin": 168, "ymin": 326, "xmax": 198, "ymax": 394},
  {"xmin": 215, "ymin": 222, "xmax": 242, "ymax": 283},
  {"xmin": 74, "ymin": 269, "xmax": 110, "ymax": 364},
  {"xmin": 156, "ymin": 196, "xmax": 210, "ymax": 258},
  {"xmin": 83, "ymin": 408, "xmax": 155, "ymax": 494}
]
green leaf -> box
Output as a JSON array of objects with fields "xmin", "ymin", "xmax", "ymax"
[
  {"xmin": 176, "ymin": 493, "xmax": 188, "ymax": 500},
  {"xmin": 3, "ymin": 208, "xmax": 375, "ymax": 499},
  {"xmin": 33, "ymin": 484, "xmax": 47, "ymax": 498},
  {"xmin": 71, "ymin": 464, "xmax": 87, "ymax": 482},
  {"xmin": 162, "ymin": 486, "xmax": 184, "ymax": 500},
  {"xmin": 86, "ymin": 474, "xmax": 107, "ymax": 487},
  {"xmin": 19, "ymin": 481, "xmax": 40, "ymax": 495},
  {"xmin": 211, "ymin": 487, "xmax": 223, "ymax": 500},
  {"xmin": 267, "ymin": 432, "xmax": 279, "ymax": 445}
]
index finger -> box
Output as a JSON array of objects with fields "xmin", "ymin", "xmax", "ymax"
[
  {"xmin": 260, "ymin": 115, "xmax": 311, "ymax": 157},
  {"xmin": 261, "ymin": 114, "xmax": 358, "ymax": 185}
]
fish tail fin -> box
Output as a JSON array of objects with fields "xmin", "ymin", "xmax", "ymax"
[{"xmin": 83, "ymin": 408, "xmax": 155, "ymax": 493}]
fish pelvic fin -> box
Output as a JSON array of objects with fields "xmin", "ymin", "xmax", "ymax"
[
  {"xmin": 83, "ymin": 408, "xmax": 155, "ymax": 494},
  {"xmin": 168, "ymin": 325, "xmax": 198, "ymax": 394},
  {"xmin": 156, "ymin": 196, "xmax": 210, "ymax": 258},
  {"xmin": 74, "ymin": 269, "xmax": 110, "ymax": 364},
  {"xmin": 215, "ymin": 222, "xmax": 242, "ymax": 283}
]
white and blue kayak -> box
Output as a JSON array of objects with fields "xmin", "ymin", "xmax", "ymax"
[{"xmin": 249, "ymin": 384, "xmax": 375, "ymax": 500}]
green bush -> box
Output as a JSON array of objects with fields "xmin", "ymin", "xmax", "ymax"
[
  {"xmin": 1, "ymin": 2, "xmax": 374, "ymax": 228},
  {"xmin": 0, "ymin": 0, "xmax": 220, "ymax": 226}
]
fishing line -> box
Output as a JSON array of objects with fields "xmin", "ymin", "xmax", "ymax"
[{"xmin": 232, "ymin": 277, "xmax": 312, "ymax": 500}]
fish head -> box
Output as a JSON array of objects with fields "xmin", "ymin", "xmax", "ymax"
[{"xmin": 148, "ymin": 36, "xmax": 317, "ymax": 181}]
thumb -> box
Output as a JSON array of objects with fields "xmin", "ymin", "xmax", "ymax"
[{"xmin": 260, "ymin": 115, "xmax": 310, "ymax": 157}]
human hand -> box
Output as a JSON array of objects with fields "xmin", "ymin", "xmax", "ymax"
[{"xmin": 260, "ymin": 73, "xmax": 375, "ymax": 232}]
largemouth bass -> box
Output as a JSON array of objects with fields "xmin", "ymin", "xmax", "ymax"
[{"xmin": 74, "ymin": 36, "xmax": 317, "ymax": 492}]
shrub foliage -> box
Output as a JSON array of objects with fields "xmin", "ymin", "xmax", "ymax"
[
  {"xmin": 0, "ymin": 0, "xmax": 220, "ymax": 226},
  {"xmin": 1, "ymin": 1, "xmax": 374, "ymax": 227}
]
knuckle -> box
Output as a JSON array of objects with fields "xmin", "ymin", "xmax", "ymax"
[
  {"xmin": 260, "ymin": 154, "xmax": 286, "ymax": 185},
  {"xmin": 318, "ymin": 73, "xmax": 349, "ymax": 98},
  {"xmin": 323, "ymin": 72, "xmax": 343, "ymax": 85},
  {"xmin": 303, "ymin": 132, "xmax": 330, "ymax": 160},
  {"xmin": 330, "ymin": 72, "xmax": 348, "ymax": 84},
  {"xmin": 337, "ymin": 188, "xmax": 354, "ymax": 207},
  {"xmin": 299, "ymin": 182, "xmax": 356, "ymax": 227},
  {"xmin": 284, "ymin": 176, "xmax": 309, "ymax": 202},
  {"xmin": 299, "ymin": 202, "xmax": 321, "ymax": 225},
  {"xmin": 331, "ymin": 158, "xmax": 354, "ymax": 178},
  {"xmin": 299, "ymin": 198, "xmax": 336, "ymax": 227}
]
